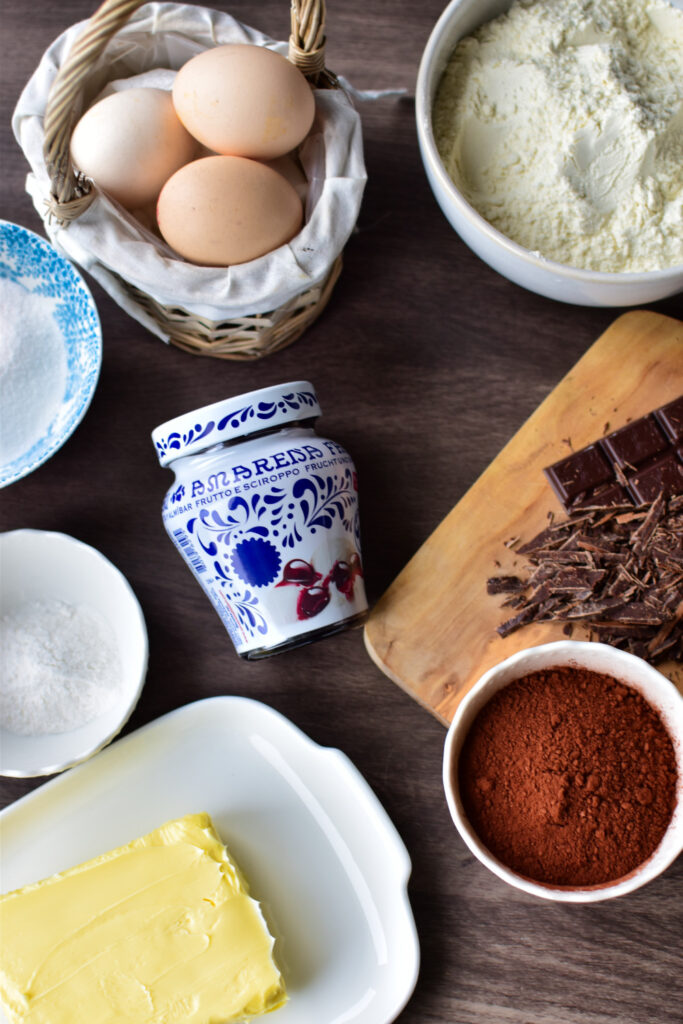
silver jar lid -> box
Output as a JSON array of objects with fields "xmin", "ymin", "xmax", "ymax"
[{"xmin": 152, "ymin": 381, "xmax": 321, "ymax": 466}]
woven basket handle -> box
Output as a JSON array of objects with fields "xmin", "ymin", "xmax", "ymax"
[{"xmin": 42, "ymin": 0, "xmax": 331, "ymax": 221}]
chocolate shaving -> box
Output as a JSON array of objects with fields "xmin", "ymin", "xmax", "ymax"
[
  {"xmin": 632, "ymin": 492, "xmax": 665, "ymax": 555},
  {"xmin": 527, "ymin": 548, "xmax": 595, "ymax": 565},
  {"xmin": 561, "ymin": 597, "xmax": 629, "ymax": 620},
  {"xmin": 490, "ymin": 491, "xmax": 683, "ymax": 663},
  {"xmin": 647, "ymin": 598, "xmax": 683, "ymax": 657},
  {"xmin": 548, "ymin": 568, "xmax": 606, "ymax": 592},
  {"xmin": 496, "ymin": 604, "xmax": 539, "ymax": 638},
  {"xmin": 591, "ymin": 622, "xmax": 654, "ymax": 638},
  {"xmin": 651, "ymin": 543, "xmax": 683, "ymax": 567},
  {"xmin": 486, "ymin": 576, "xmax": 525, "ymax": 594},
  {"xmin": 605, "ymin": 603, "xmax": 665, "ymax": 626}
]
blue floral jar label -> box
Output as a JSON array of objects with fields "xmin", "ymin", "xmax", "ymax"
[{"xmin": 161, "ymin": 428, "xmax": 367, "ymax": 656}]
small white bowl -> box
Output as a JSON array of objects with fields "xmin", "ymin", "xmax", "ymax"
[
  {"xmin": 0, "ymin": 530, "xmax": 148, "ymax": 777},
  {"xmin": 415, "ymin": 0, "xmax": 683, "ymax": 306},
  {"xmin": 443, "ymin": 641, "xmax": 683, "ymax": 902}
]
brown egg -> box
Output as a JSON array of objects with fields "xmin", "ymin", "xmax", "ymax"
[
  {"xmin": 156, "ymin": 155, "xmax": 303, "ymax": 266},
  {"xmin": 172, "ymin": 44, "xmax": 315, "ymax": 160},
  {"xmin": 70, "ymin": 88, "xmax": 197, "ymax": 209},
  {"xmin": 260, "ymin": 153, "xmax": 308, "ymax": 205}
]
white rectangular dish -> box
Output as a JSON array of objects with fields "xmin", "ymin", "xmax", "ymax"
[{"xmin": 0, "ymin": 696, "xmax": 420, "ymax": 1024}]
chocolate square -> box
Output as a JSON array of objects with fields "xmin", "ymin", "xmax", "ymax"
[
  {"xmin": 572, "ymin": 482, "xmax": 630, "ymax": 510},
  {"xmin": 655, "ymin": 396, "xmax": 683, "ymax": 442},
  {"xmin": 543, "ymin": 445, "xmax": 614, "ymax": 503},
  {"xmin": 601, "ymin": 415, "xmax": 668, "ymax": 469},
  {"xmin": 629, "ymin": 454, "xmax": 683, "ymax": 504}
]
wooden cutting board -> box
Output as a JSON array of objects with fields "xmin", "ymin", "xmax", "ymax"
[{"xmin": 364, "ymin": 310, "xmax": 683, "ymax": 725}]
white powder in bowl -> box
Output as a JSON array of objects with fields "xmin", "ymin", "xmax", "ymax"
[
  {"xmin": 0, "ymin": 599, "xmax": 123, "ymax": 736},
  {"xmin": 433, "ymin": 0, "xmax": 683, "ymax": 272},
  {"xmin": 0, "ymin": 277, "xmax": 67, "ymax": 466}
]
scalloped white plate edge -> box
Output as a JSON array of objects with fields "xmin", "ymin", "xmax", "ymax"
[{"xmin": 0, "ymin": 696, "xmax": 420, "ymax": 1024}]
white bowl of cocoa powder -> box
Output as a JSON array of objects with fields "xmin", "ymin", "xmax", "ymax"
[{"xmin": 443, "ymin": 640, "xmax": 683, "ymax": 902}]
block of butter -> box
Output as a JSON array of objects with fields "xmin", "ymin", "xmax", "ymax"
[{"xmin": 0, "ymin": 812, "xmax": 287, "ymax": 1024}]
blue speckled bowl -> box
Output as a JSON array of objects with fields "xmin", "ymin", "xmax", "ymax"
[{"xmin": 0, "ymin": 221, "xmax": 101, "ymax": 487}]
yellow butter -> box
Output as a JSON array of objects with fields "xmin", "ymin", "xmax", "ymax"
[{"xmin": 0, "ymin": 813, "xmax": 286, "ymax": 1024}]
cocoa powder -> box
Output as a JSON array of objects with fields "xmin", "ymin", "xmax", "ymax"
[{"xmin": 458, "ymin": 666, "xmax": 678, "ymax": 887}]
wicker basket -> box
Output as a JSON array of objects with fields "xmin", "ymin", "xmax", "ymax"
[{"xmin": 39, "ymin": 0, "xmax": 348, "ymax": 360}]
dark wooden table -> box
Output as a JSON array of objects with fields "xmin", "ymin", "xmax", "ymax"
[{"xmin": 1, "ymin": 2, "xmax": 682, "ymax": 1022}]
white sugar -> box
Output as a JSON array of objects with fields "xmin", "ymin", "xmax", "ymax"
[
  {"xmin": 0, "ymin": 277, "xmax": 67, "ymax": 465},
  {"xmin": 0, "ymin": 599, "xmax": 122, "ymax": 736}
]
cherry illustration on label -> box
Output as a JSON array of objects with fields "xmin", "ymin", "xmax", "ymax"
[
  {"xmin": 324, "ymin": 554, "xmax": 364, "ymax": 601},
  {"xmin": 297, "ymin": 585, "xmax": 331, "ymax": 619},
  {"xmin": 329, "ymin": 560, "xmax": 353, "ymax": 597},
  {"xmin": 276, "ymin": 558, "xmax": 322, "ymax": 588},
  {"xmin": 276, "ymin": 552, "xmax": 363, "ymax": 620}
]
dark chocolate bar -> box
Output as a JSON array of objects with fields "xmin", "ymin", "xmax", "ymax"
[{"xmin": 544, "ymin": 396, "xmax": 683, "ymax": 512}]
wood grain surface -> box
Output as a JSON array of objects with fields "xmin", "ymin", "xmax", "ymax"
[
  {"xmin": 365, "ymin": 310, "xmax": 683, "ymax": 724},
  {"xmin": 1, "ymin": 3, "xmax": 682, "ymax": 1024}
]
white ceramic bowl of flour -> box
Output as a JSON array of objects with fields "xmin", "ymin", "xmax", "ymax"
[
  {"xmin": 0, "ymin": 530, "xmax": 148, "ymax": 776},
  {"xmin": 416, "ymin": 0, "xmax": 683, "ymax": 306},
  {"xmin": 0, "ymin": 220, "xmax": 101, "ymax": 488}
]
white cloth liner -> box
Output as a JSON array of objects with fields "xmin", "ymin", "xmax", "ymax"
[{"xmin": 12, "ymin": 2, "xmax": 368, "ymax": 340}]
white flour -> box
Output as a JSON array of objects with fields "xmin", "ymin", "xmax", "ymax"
[
  {"xmin": 0, "ymin": 278, "xmax": 67, "ymax": 466},
  {"xmin": 0, "ymin": 599, "xmax": 122, "ymax": 735},
  {"xmin": 433, "ymin": 0, "xmax": 683, "ymax": 272}
]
